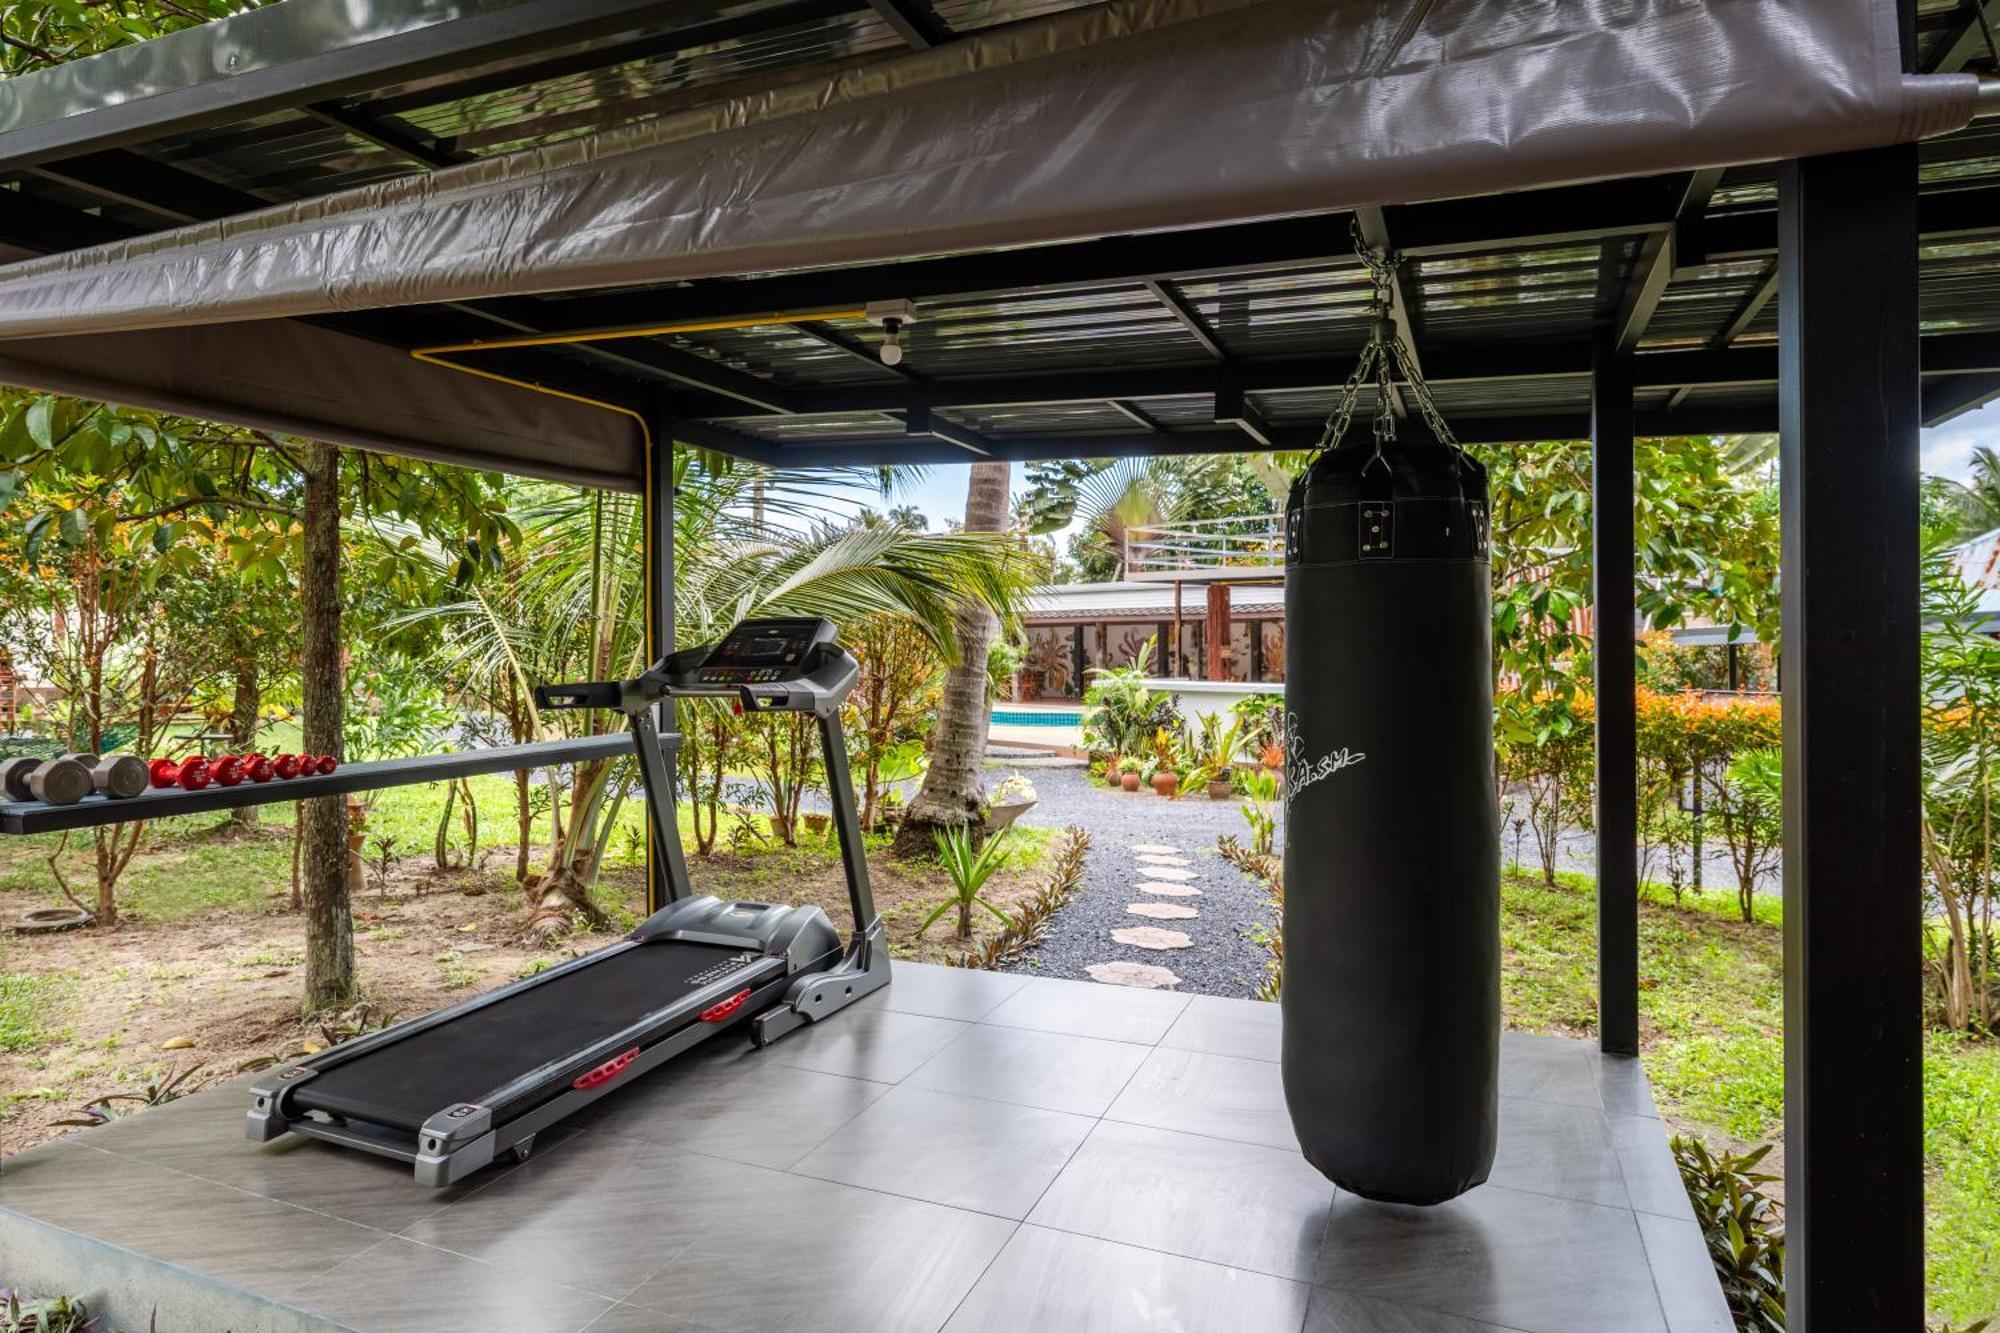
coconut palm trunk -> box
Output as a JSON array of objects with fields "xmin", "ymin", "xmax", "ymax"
[{"xmin": 894, "ymin": 462, "xmax": 1011, "ymax": 856}]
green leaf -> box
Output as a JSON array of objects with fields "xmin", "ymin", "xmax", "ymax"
[{"xmin": 24, "ymin": 396, "xmax": 53, "ymax": 448}]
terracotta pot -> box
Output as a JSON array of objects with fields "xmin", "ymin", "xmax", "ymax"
[
  {"xmin": 803, "ymin": 813, "xmax": 831, "ymax": 835},
  {"xmin": 769, "ymin": 814, "xmax": 792, "ymax": 841},
  {"xmin": 1206, "ymin": 779, "xmax": 1233, "ymax": 800},
  {"xmin": 1120, "ymin": 771, "xmax": 1142, "ymax": 792},
  {"xmin": 1151, "ymin": 771, "xmax": 1180, "ymax": 798}
]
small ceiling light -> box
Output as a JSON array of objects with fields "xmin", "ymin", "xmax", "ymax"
[{"xmin": 865, "ymin": 298, "xmax": 918, "ymax": 368}]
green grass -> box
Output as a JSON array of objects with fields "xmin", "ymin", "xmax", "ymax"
[
  {"xmin": 1499, "ymin": 863, "xmax": 1999, "ymax": 1324},
  {"xmin": 0, "ymin": 970, "xmax": 71, "ymax": 1053}
]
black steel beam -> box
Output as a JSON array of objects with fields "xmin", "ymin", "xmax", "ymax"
[
  {"xmin": 1682, "ymin": 182, "xmax": 2000, "ymax": 268},
  {"xmin": 1934, "ymin": 0, "xmax": 1998, "ymax": 72},
  {"xmin": 303, "ymin": 102, "xmax": 466, "ymax": 169},
  {"xmin": 899, "ymin": 407, "xmax": 993, "ymax": 456},
  {"xmin": 867, "ymin": 0, "xmax": 950, "ymax": 48},
  {"xmin": 641, "ymin": 399, "xmax": 677, "ymax": 913},
  {"xmin": 1107, "ymin": 399, "xmax": 1165, "ymax": 432},
  {"xmin": 1592, "ymin": 335, "xmax": 1640, "ymax": 1058},
  {"xmin": 1611, "ymin": 170, "xmax": 1722, "ymax": 351},
  {"xmin": 0, "ymin": 0, "xmax": 777, "ymax": 171},
  {"xmin": 1778, "ymin": 147, "xmax": 1924, "ymax": 1331},
  {"xmin": 1924, "ymin": 371, "xmax": 2000, "ymax": 424},
  {"xmin": 0, "ymin": 736, "xmax": 632, "ymax": 835},
  {"xmin": 0, "ymin": 186, "xmax": 139, "ymax": 251},
  {"xmin": 795, "ymin": 320, "xmax": 916, "ymax": 379},
  {"xmin": 1214, "ymin": 384, "xmax": 1275, "ymax": 447},
  {"xmin": 28, "ymin": 148, "xmax": 267, "ymax": 224},
  {"xmin": 1146, "ymin": 279, "xmax": 1229, "ymax": 360}
]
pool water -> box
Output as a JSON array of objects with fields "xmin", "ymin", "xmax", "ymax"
[{"xmin": 991, "ymin": 709, "xmax": 1082, "ymax": 728}]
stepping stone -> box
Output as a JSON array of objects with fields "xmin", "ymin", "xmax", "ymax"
[
  {"xmin": 1127, "ymin": 902, "xmax": 1198, "ymax": 920},
  {"xmin": 1086, "ymin": 961, "xmax": 1181, "ymax": 989},
  {"xmin": 1129, "ymin": 843, "xmax": 1180, "ymax": 855},
  {"xmin": 1111, "ymin": 926, "xmax": 1194, "ymax": 951},
  {"xmin": 1136, "ymin": 881, "xmax": 1203, "ymax": 897},
  {"xmin": 1134, "ymin": 866, "xmax": 1197, "ymax": 881},
  {"xmin": 1135, "ymin": 853, "xmax": 1191, "ymax": 867}
]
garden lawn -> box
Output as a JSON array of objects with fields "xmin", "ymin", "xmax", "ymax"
[{"xmin": 1500, "ymin": 866, "xmax": 1999, "ymax": 1325}]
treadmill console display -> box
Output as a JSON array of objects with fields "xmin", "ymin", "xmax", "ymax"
[{"xmin": 696, "ymin": 618, "xmax": 834, "ymax": 684}]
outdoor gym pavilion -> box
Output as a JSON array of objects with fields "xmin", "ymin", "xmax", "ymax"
[{"xmin": 0, "ymin": 1, "xmax": 1996, "ymax": 1330}]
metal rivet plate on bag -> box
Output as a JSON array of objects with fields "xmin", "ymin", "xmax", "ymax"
[{"xmin": 1358, "ymin": 503, "xmax": 1392, "ymax": 558}]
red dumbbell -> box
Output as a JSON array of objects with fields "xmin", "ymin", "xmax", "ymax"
[
  {"xmin": 210, "ymin": 754, "xmax": 247, "ymax": 787},
  {"xmin": 312, "ymin": 755, "xmax": 338, "ymax": 775},
  {"xmin": 243, "ymin": 753, "xmax": 275, "ymax": 783},
  {"xmin": 272, "ymin": 754, "xmax": 304, "ymax": 780},
  {"xmin": 149, "ymin": 757, "xmax": 213, "ymax": 790}
]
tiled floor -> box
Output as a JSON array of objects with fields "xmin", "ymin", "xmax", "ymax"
[{"xmin": 0, "ymin": 964, "xmax": 1728, "ymax": 1333}]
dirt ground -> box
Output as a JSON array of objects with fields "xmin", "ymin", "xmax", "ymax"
[{"xmin": 0, "ymin": 827, "xmax": 1049, "ymax": 1157}]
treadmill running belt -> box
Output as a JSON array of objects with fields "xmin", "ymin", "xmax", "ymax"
[{"xmin": 294, "ymin": 941, "xmax": 771, "ymax": 1132}]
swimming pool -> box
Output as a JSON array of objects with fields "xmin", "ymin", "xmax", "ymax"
[{"xmin": 991, "ymin": 709, "xmax": 1083, "ymax": 728}]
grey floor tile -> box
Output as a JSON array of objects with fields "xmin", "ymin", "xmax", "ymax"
[
  {"xmin": 1496, "ymin": 1032, "xmax": 1603, "ymax": 1112},
  {"xmin": 0, "ymin": 1138, "xmax": 384, "ymax": 1296},
  {"xmin": 286, "ymin": 1235, "xmax": 613, "ymax": 1332},
  {"xmin": 579, "ymin": 1307, "xmax": 670, "ymax": 1332},
  {"xmin": 1593, "ymin": 1051, "xmax": 1660, "ymax": 1118},
  {"xmin": 982, "ymin": 975, "xmax": 1190, "ymax": 1044},
  {"xmin": 1305, "ymin": 1288, "xmax": 1517, "ymax": 1332},
  {"xmin": 1637, "ymin": 1213, "xmax": 1734, "ymax": 1333},
  {"xmin": 1609, "ymin": 1113, "xmax": 1696, "ymax": 1221},
  {"xmin": 1029, "ymin": 1120, "xmax": 1333, "ymax": 1279},
  {"xmin": 1161, "ymin": 992, "xmax": 1284, "ymax": 1062},
  {"xmin": 861, "ymin": 961, "xmax": 1030, "ymax": 1022},
  {"xmin": 621, "ymin": 1173, "xmax": 1015, "ymax": 1332},
  {"xmin": 905, "ymin": 1023, "xmax": 1151, "ymax": 1116},
  {"xmin": 1105, "ymin": 1046, "xmax": 1298, "ymax": 1150},
  {"xmin": 942, "ymin": 1225, "xmax": 1313, "ymax": 1333},
  {"xmin": 403, "ymin": 1132, "xmax": 765, "ymax": 1298},
  {"xmin": 761, "ymin": 1007, "xmax": 970, "ymax": 1084},
  {"xmin": 75, "ymin": 1083, "xmax": 495, "ymax": 1232},
  {"xmin": 1487, "ymin": 1095, "xmax": 1630, "ymax": 1209},
  {"xmin": 791, "ymin": 1084, "xmax": 1093, "ymax": 1218},
  {"xmin": 572, "ymin": 1055, "xmax": 890, "ymax": 1169},
  {"xmin": 1316, "ymin": 1183, "xmax": 1666, "ymax": 1333}
]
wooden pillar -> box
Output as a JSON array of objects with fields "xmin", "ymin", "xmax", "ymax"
[
  {"xmin": 1777, "ymin": 144, "xmax": 1923, "ymax": 1331},
  {"xmin": 1592, "ymin": 333, "xmax": 1639, "ymax": 1058},
  {"xmin": 1205, "ymin": 583, "xmax": 1232, "ymax": 682}
]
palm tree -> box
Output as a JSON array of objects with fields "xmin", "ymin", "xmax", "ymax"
[
  {"xmin": 893, "ymin": 461, "xmax": 1013, "ymax": 855},
  {"xmin": 376, "ymin": 450, "xmax": 1022, "ymax": 935}
]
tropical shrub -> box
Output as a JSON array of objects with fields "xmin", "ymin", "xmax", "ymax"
[
  {"xmin": 1671, "ymin": 1136, "xmax": 1785, "ymax": 1332},
  {"xmin": 1080, "ymin": 641, "xmax": 1160, "ymax": 757},
  {"xmin": 921, "ymin": 826, "xmax": 1016, "ymax": 940}
]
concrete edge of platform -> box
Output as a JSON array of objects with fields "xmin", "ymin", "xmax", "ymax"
[{"xmin": 0, "ymin": 1204, "xmax": 351, "ymax": 1333}]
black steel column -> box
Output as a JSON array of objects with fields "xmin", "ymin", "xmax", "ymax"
[
  {"xmin": 1778, "ymin": 146, "xmax": 1923, "ymax": 1330},
  {"xmin": 642, "ymin": 412, "xmax": 676, "ymax": 913},
  {"xmin": 1592, "ymin": 335, "xmax": 1639, "ymax": 1057}
]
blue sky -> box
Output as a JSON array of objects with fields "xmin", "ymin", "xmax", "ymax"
[{"xmin": 885, "ymin": 399, "xmax": 2000, "ymax": 532}]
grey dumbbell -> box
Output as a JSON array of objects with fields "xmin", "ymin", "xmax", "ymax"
[
  {"xmin": 27, "ymin": 755, "xmax": 93, "ymax": 806},
  {"xmin": 0, "ymin": 756, "xmax": 41, "ymax": 802},
  {"xmin": 92, "ymin": 755, "xmax": 150, "ymax": 800}
]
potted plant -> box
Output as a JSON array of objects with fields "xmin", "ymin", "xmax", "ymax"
[
  {"xmin": 1186, "ymin": 713, "xmax": 1245, "ymax": 800},
  {"xmin": 1148, "ymin": 726, "xmax": 1184, "ymax": 796},
  {"xmin": 1231, "ymin": 695, "xmax": 1285, "ymax": 769},
  {"xmin": 1118, "ymin": 756, "xmax": 1144, "ymax": 792},
  {"xmin": 987, "ymin": 773, "xmax": 1039, "ymax": 832}
]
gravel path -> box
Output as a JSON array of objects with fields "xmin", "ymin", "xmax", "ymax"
[{"xmin": 996, "ymin": 764, "xmax": 1282, "ymax": 999}]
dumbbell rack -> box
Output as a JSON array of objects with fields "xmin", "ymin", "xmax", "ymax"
[{"xmin": 0, "ymin": 735, "xmax": 632, "ymax": 835}]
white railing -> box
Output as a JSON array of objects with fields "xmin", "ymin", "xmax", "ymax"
[{"xmin": 1123, "ymin": 515, "xmax": 1284, "ymax": 580}]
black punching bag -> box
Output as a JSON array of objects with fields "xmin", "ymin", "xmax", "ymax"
[{"xmin": 1280, "ymin": 436, "xmax": 1499, "ymax": 1205}]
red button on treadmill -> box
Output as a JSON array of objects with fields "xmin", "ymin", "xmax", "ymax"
[{"xmin": 699, "ymin": 988, "xmax": 752, "ymax": 1023}]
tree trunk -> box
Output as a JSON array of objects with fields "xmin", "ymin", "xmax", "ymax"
[
  {"xmin": 894, "ymin": 461, "xmax": 1011, "ymax": 857},
  {"xmin": 299, "ymin": 443, "xmax": 355, "ymax": 1010},
  {"xmin": 228, "ymin": 657, "xmax": 261, "ymax": 829}
]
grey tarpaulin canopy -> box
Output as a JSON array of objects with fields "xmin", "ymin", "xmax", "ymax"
[{"xmin": 0, "ymin": 0, "xmax": 1986, "ymax": 485}]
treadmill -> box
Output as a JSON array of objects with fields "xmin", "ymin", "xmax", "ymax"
[{"xmin": 246, "ymin": 617, "xmax": 889, "ymax": 1185}]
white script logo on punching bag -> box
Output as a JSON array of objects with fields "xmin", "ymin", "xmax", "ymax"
[{"xmin": 1283, "ymin": 711, "xmax": 1366, "ymax": 795}]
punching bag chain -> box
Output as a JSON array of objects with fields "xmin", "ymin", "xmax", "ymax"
[{"xmin": 1309, "ymin": 221, "xmax": 1466, "ymax": 478}]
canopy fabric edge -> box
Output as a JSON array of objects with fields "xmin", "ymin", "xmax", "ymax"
[
  {"xmin": 0, "ymin": 0, "xmax": 1974, "ymax": 343},
  {"xmin": 0, "ymin": 321, "xmax": 644, "ymax": 490}
]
